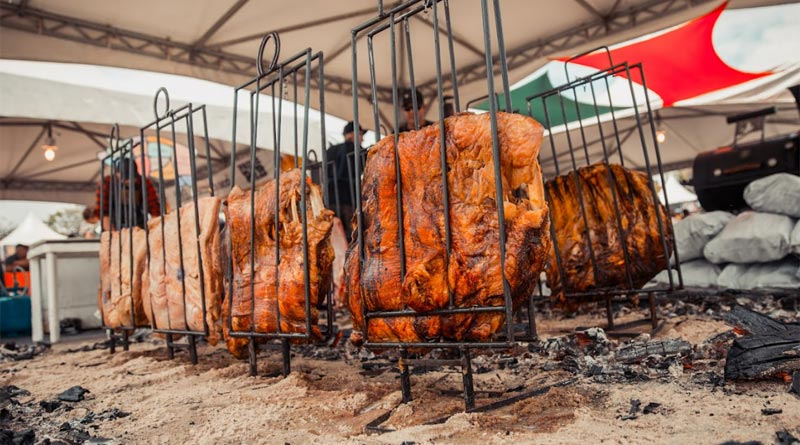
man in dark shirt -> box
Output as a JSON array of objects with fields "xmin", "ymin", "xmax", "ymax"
[
  {"xmin": 326, "ymin": 121, "xmax": 365, "ymax": 238},
  {"xmin": 398, "ymin": 87, "xmax": 433, "ymax": 133},
  {"xmin": 4, "ymin": 244, "xmax": 29, "ymax": 271},
  {"xmin": 95, "ymin": 157, "xmax": 161, "ymax": 230}
]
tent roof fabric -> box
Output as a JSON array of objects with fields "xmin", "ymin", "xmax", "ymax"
[
  {"xmin": 563, "ymin": 2, "xmax": 772, "ymax": 106},
  {"xmin": 0, "ymin": 0, "xmax": 796, "ymax": 203},
  {"xmin": 0, "ymin": 212, "xmax": 66, "ymax": 246}
]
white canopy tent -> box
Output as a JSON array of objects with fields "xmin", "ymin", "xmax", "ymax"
[
  {"xmin": 1, "ymin": 0, "xmax": 796, "ymax": 203},
  {"xmin": 0, "ymin": 212, "xmax": 66, "ymax": 247}
]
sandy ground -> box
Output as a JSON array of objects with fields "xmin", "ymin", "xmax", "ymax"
[{"xmin": 2, "ymin": 305, "xmax": 799, "ymax": 445}]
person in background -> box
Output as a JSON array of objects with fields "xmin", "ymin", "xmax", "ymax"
[
  {"xmin": 326, "ymin": 121, "xmax": 365, "ymax": 238},
  {"xmin": 4, "ymin": 244, "xmax": 29, "ymax": 271},
  {"xmin": 79, "ymin": 206, "xmax": 100, "ymax": 239},
  {"xmin": 398, "ymin": 87, "xmax": 433, "ymax": 133},
  {"xmin": 95, "ymin": 157, "xmax": 161, "ymax": 230}
]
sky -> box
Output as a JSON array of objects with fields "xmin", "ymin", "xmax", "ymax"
[{"xmin": 1, "ymin": 2, "xmax": 798, "ymax": 224}]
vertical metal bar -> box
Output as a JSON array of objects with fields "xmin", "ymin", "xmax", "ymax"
[
  {"xmin": 140, "ymin": 130, "xmax": 158, "ymax": 331},
  {"xmin": 390, "ymin": 15, "xmax": 409, "ymax": 293},
  {"xmin": 399, "ymin": 348, "xmax": 412, "ymax": 403},
  {"xmin": 317, "ymin": 53, "xmax": 334, "ymax": 339},
  {"xmin": 166, "ymin": 333, "xmax": 175, "ymax": 359},
  {"xmin": 301, "ymin": 51, "xmax": 313, "ymax": 340},
  {"xmin": 274, "ymin": 70, "xmax": 284, "ymax": 337},
  {"xmin": 367, "ymin": 35, "xmax": 382, "ymax": 142},
  {"xmin": 188, "ymin": 335, "xmax": 198, "ymax": 365},
  {"xmin": 293, "ymin": 69, "xmax": 299, "ymax": 166},
  {"xmin": 248, "ymin": 337, "xmax": 257, "ymax": 376},
  {"xmin": 492, "ymin": 0, "xmax": 511, "ymax": 113},
  {"xmin": 126, "ymin": 140, "xmax": 136, "ymax": 329},
  {"xmin": 154, "ymin": 126, "xmax": 171, "ymax": 331},
  {"xmin": 480, "ymin": 0, "xmax": 513, "ymax": 340},
  {"xmin": 351, "ymin": 31, "xmax": 368, "ymax": 339},
  {"xmin": 108, "ymin": 329, "xmax": 116, "ymax": 354},
  {"xmin": 461, "ymin": 348, "xmax": 475, "ymax": 410},
  {"xmin": 443, "ymin": 0, "xmax": 460, "ymax": 112},
  {"xmin": 169, "ymin": 114, "xmax": 191, "ymax": 333},
  {"xmin": 248, "ymin": 83, "xmax": 258, "ymax": 339},
  {"xmin": 606, "ymin": 297, "xmax": 614, "ymax": 329},
  {"xmin": 122, "ymin": 329, "xmax": 130, "ymax": 352},
  {"xmin": 432, "ymin": 3, "xmax": 453, "ymax": 308},
  {"xmin": 403, "ymin": 17, "xmax": 419, "ymax": 130},
  {"xmin": 186, "ymin": 108, "xmax": 209, "ymax": 336},
  {"xmin": 201, "ymin": 106, "xmax": 215, "ymax": 197},
  {"xmin": 281, "ymin": 339, "xmax": 291, "ymax": 376}
]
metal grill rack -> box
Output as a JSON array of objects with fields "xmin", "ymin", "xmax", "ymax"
[
  {"xmin": 137, "ymin": 87, "xmax": 219, "ymax": 364},
  {"xmin": 225, "ymin": 32, "xmax": 334, "ymax": 377},
  {"xmin": 350, "ymin": 0, "xmax": 545, "ymax": 413},
  {"xmin": 97, "ymin": 124, "xmax": 144, "ymax": 353},
  {"xmin": 524, "ymin": 48, "xmax": 684, "ymax": 331}
]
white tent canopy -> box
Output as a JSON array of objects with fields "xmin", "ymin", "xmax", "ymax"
[
  {"xmin": 0, "ymin": 212, "xmax": 66, "ymax": 246},
  {"xmin": 1, "ymin": 0, "xmax": 797, "ymax": 203},
  {"xmin": 660, "ymin": 175, "xmax": 698, "ymax": 206}
]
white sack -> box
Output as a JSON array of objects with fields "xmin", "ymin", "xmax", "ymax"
[
  {"xmin": 743, "ymin": 173, "xmax": 800, "ymax": 218},
  {"xmin": 647, "ymin": 259, "xmax": 720, "ymax": 288},
  {"xmin": 717, "ymin": 258, "xmax": 800, "ymax": 290},
  {"xmin": 672, "ymin": 211, "xmax": 734, "ymax": 262},
  {"xmin": 703, "ymin": 211, "xmax": 793, "ymax": 264}
]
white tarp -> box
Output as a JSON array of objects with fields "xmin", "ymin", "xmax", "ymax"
[{"xmin": 0, "ymin": 212, "xmax": 66, "ymax": 246}]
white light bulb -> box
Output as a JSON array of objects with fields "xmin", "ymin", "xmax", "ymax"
[
  {"xmin": 44, "ymin": 147, "xmax": 56, "ymax": 161},
  {"xmin": 656, "ymin": 129, "xmax": 666, "ymax": 144}
]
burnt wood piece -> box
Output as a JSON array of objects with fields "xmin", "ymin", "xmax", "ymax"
[
  {"xmin": 723, "ymin": 305, "xmax": 800, "ymax": 381},
  {"xmin": 724, "ymin": 328, "xmax": 800, "ymax": 380},
  {"xmin": 723, "ymin": 305, "xmax": 793, "ymax": 335},
  {"xmin": 615, "ymin": 339, "xmax": 691, "ymax": 364}
]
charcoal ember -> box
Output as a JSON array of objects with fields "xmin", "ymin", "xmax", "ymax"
[
  {"xmin": 0, "ymin": 342, "xmax": 48, "ymax": 362},
  {"xmin": 776, "ymin": 430, "xmax": 799, "ymax": 445},
  {"xmin": 643, "ymin": 402, "xmax": 661, "ymax": 414},
  {"xmin": 761, "ymin": 408, "xmax": 782, "ymax": 415},
  {"xmin": 0, "ymin": 428, "xmax": 35, "ymax": 445},
  {"xmin": 619, "ymin": 398, "xmax": 641, "ymax": 420},
  {"xmin": 791, "ymin": 371, "xmax": 800, "ymax": 396},
  {"xmin": 616, "ymin": 339, "xmax": 691, "ymax": 364},
  {"xmin": 57, "ymin": 386, "xmax": 89, "ymax": 403},
  {"xmin": 39, "ymin": 400, "xmax": 62, "ymax": 413},
  {"xmin": 0, "ymin": 385, "xmax": 30, "ymax": 402},
  {"xmin": 0, "ymin": 408, "xmax": 10, "ymax": 421}
]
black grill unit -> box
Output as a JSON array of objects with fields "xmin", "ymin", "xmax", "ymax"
[{"xmin": 693, "ymin": 131, "xmax": 800, "ymax": 212}]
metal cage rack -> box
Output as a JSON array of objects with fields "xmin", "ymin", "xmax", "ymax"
[
  {"xmin": 97, "ymin": 125, "xmax": 146, "ymax": 353},
  {"xmin": 349, "ymin": 0, "xmax": 545, "ymax": 413},
  {"xmin": 525, "ymin": 48, "xmax": 684, "ymax": 332},
  {"xmin": 137, "ymin": 87, "xmax": 219, "ymax": 364},
  {"xmin": 225, "ymin": 32, "xmax": 335, "ymax": 377}
]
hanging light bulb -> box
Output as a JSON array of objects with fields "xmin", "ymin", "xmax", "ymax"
[
  {"xmin": 656, "ymin": 129, "xmax": 667, "ymax": 144},
  {"xmin": 42, "ymin": 124, "xmax": 58, "ymax": 162}
]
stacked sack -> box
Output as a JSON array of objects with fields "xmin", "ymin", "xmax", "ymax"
[{"xmin": 650, "ymin": 173, "xmax": 800, "ymax": 290}]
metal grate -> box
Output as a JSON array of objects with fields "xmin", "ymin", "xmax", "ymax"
[
  {"xmin": 525, "ymin": 48, "xmax": 684, "ymax": 330},
  {"xmin": 349, "ymin": 0, "xmax": 542, "ymax": 412},
  {"xmin": 137, "ymin": 87, "xmax": 219, "ymax": 364},
  {"xmin": 224, "ymin": 32, "xmax": 335, "ymax": 377},
  {"xmin": 97, "ymin": 125, "xmax": 145, "ymax": 353}
]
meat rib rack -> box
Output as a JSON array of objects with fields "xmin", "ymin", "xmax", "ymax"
[
  {"xmin": 225, "ymin": 33, "xmax": 334, "ymax": 377},
  {"xmin": 138, "ymin": 87, "xmax": 219, "ymax": 364},
  {"xmin": 350, "ymin": 0, "xmax": 540, "ymax": 414},
  {"xmin": 98, "ymin": 125, "xmax": 143, "ymax": 353},
  {"xmin": 526, "ymin": 48, "xmax": 684, "ymax": 331}
]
